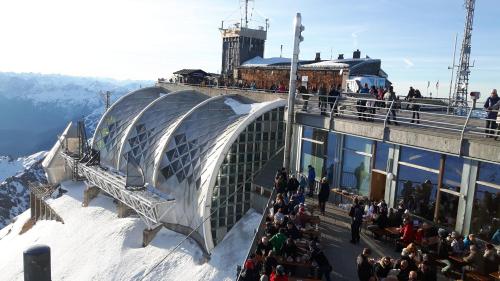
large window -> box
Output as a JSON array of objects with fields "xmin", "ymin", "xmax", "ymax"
[
  {"xmin": 325, "ymin": 132, "xmax": 338, "ymax": 186},
  {"xmin": 340, "ymin": 136, "xmax": 373, "ymax": 196},
  {"xmin": 442, "ymin": 156, "xmax": 463, "ymax": 192},
  {"xmin": 300, "ymin": 127, "xmax": 328, "ymax": 180},
  {"xmin": 374, "ymin": 142, "xmax": 391, "ymax": 171},
  {"xmin": 396, "ymin": 165, "xmax": 438, "ymax": 221},
  {"xmin": 471, "ymin": 162, "xmax": 500, "ymax": 243},
  {"xmin": 400, "ymin": 147, "xmax": 441, "ymax": 170},
  {"xmin": 210, "ymin": 107, "xmax": 285, "ymax": 245}
]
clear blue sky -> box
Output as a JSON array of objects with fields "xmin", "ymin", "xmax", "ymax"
[{"xmin": 0, "ymin": 0, "xmax": 498, "ymax": 99}]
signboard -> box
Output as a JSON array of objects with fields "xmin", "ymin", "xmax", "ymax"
[{"xmin": 301, "ymin": 76, "xmax": 308, "ymax": 82}]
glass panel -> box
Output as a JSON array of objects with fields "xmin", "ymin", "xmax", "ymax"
[
  {"xmin": 437, "ymin": 192, "xmax": 459, "ymax": 229},
  {"xmin": 478, "ymin": 162, "xmax": 500, "ymax": 185},
  {"xmin": 399, "ymin": 147, "xmax": 440, "ymax": 169},
  {"xmin": 470, "ymin": 184, "xmax": 500, "ymax": 243},
  {"xmin": 443, "ymin": 155, "xmax": 463, "ymax": 192},
  {"xmin": 302, "ymin": 126, "xmax": 313, "ymax": 139},
  {"xmin": 341, "ymin": 151, "xmax": 371, "ymax": 196},
  {"xmin": 301, "ymin": 140, "xmax": 324, "ymax": 179},
  {"xmin": 325, "ymin": 132, "xmax": 338, "ymax": 186},
  {"xmin": 374, "ymin": 142, "xmax": 391, "ymax": 171},
  {"xmin": 396, "ymin": 165, "xmax": 439, "ymax": 221},
  {"xmin": 344, "ymin": 136, "xmax": 372, "ymax": 153}
]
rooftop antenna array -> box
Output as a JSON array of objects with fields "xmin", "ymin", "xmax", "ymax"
[{"xmin": 452, "ymin": 0, "xmax": 476, "ymax": 109}]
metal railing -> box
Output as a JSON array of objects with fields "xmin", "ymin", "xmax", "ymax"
[
  {"xmin": 236, "ymin": 185, "xmax": 276, "ymax": 280},
  {"xmin": 159, "ymin": 83, "xmax": 500, "ymax": 143},
  {"xmin": 60, "ymin": 152, "xmax": 175, "ymax": 228},
  {"xmin": 295, "ymin": 92, "xmax": 500, "ymax": 141}
]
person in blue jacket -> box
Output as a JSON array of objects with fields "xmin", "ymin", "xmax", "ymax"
[{"xmin": 307, "ymin": 165, "xmax": 316, "ymax": 197}]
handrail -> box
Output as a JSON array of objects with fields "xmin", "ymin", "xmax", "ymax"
[
  {"xmin": 236, "ymin": 186, "xmax": 277, "ymax": 281},
  {"xmin": 383, "ymin": 100, "xmax": 394, "ymax": 129},
  {"xmin": 459, "ymin": 107, "xmax": 474, "ymax": 155}
]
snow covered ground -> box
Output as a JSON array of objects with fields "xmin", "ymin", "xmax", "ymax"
[
  {"xmin": 0, "ymin": 151, "xmax": 46, "ymax": 183},
  {"xmin": 0, "ymin": 181, "xmax": 260, "ymax": 281}
]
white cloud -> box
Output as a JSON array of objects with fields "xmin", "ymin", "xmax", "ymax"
[{"xmin": 403, "ymin": 58, "xmax": 415, "ymax": 68}]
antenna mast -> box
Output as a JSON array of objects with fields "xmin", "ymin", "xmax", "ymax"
[
  {"xmin": 452, "ymin": 0, "xmax": 475, "ymax": 109},
  {"xmin": 240, "ymin": 0, "xmax": 253, "ymax": 28}
]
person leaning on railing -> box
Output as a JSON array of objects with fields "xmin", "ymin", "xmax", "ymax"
[
  {"xmin": 484, "ymin": 89, "xmax": 499, "ymax": 138},
  {"xmin": 486, "ymin": 90, "xmax": 500, "ymax": 140}
]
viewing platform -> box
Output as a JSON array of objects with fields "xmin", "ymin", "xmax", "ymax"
[{"xmin": 157, "ymin": 83, "xmax": 500, "ymax": 164}]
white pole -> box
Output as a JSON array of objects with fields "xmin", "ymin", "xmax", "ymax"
[
  {"xmin": 448, "ymin": 33, "xmax": 458, "ymax": 112},
  {"xmin": 284, "ymin": 13, "xmax": 304, "ymax": 172}
]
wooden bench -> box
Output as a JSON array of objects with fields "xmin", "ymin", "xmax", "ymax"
[{"xmin": 465, "ymin": 271, "xmax": 490, "ymax": 281}]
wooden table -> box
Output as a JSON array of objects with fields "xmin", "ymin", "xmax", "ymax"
[
  {"xmin": 448, "ymin": 255, "xmax": 468, "ymax": 266},
  {"xmin": 384, "ymin": 227, "xmax": 400, "ymax": 236},
  {"xmin": 490, "ymin": 271, "xmax": 500, "ymax": 280}
]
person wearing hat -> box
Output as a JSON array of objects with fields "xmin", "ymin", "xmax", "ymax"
[
  {"xmin": 484, "ymin": 89, "xmax": 500, "ymax": 138},
  {"xmin": 318, "ymin": 177, "xmax": 330, "ymax": 215},
  {"xmin": 269, "ymin": 264, "xmax": 288, "ymax": 281}
]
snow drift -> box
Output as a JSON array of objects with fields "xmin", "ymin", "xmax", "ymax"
[{"xmin": 0, "ymin": 181, "xmax": 260, "ymax": 281}]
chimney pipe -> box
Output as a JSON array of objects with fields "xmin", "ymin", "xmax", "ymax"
[
  {"xmin": 353, "ymin": 49, "xmax": 361, "ymax": 59},
  {"xmin": 315, "ymin": 52, "xmax": 321, "ymax": 62}
]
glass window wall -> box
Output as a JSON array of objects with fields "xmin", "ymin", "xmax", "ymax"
[
  {"xmin": 396, "ymin": 164, "xmax": 438, "ymax": 221},
  {"xmin": 325, "ymin": 132, "xmax": 338, "ymax": 186},
  {"xmin": 374, "ymin": 142, "xmax": 391, "ymax": 171},
  {"xmin": 399, "ymin": 147, "xmax": 441, "ymax": 170},
  {"xmin": 340, "ymin": 136, "xmax": 373, "ymax": 196},
  {"xmin": 471, "ymin": 162, "xmax": 500, "ymax": 243},
  {"xmin": 300, "ymin": 127, "xmax": 328, "ymax": 180}
]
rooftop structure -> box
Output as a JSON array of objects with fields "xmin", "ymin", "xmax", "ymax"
[{"xmin": 43, "ymin": 87, "xmax": 287, "ymax": 253}]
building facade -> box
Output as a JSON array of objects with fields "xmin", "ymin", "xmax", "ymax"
[
  {"xmin": 46, "ymin": 87, "xmax": 286, "ymax": 253},
  {"xmin": 290, "ymin": 124, "xmax": 500, "ymax": 243},
  {"xmin": 221, "ymin": 27, "xmax": 267, "ymax": 79}
]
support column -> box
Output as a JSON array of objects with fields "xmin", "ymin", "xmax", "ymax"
[
  {"xmin": 116, "ymin": 202, "xmax": 134, "ymax": 218},
  {"xmin": 459, "ymin": 159, "xmax": 478, "ymax": 234},
  {"xmin": 30, "ymin": 193, "xmax": 36, "ymax": 219},
  {"xmin": 387, "ymin": 145, "xmax": 400, "ymax": 207},
  {"xmin": 34, "ymin": 196, "xmax": 40, "ymax": 220},
  {"xmin": 82, "ymin": 185, "xmax": 100, "ymax": 207},
  {"xmin": 142, "ymin": 224, "xmax": 163, "ymax": 247},
  {"xmin": 433, "ymin": 155, "xmax": 446, "ymax": 223}
]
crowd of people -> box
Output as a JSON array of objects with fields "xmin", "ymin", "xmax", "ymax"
[
  {"xmin": 350, "ymin": 196, "xmax": 500, "ymax": 281},
  {"xmin": 239, "ymin": 168, "xmax": 333, "ymax": 281}
]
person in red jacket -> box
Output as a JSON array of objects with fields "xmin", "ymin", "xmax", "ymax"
[
  {"xmin": 270, "ymin": 265, "xmax": 288, "ymax": 281},
  {"xmin": 400, "ymin": 218, "xmax": 415, "ymax": 245}
]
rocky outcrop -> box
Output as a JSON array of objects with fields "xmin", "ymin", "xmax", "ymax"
[{"xmin": 0, "ymin": 158, "xmax": 47, "ymax": 229}]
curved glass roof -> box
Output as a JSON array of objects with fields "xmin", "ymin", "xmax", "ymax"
[
  {"xmin": 118, "ymin": 90, "xmax": 210, "ymax": 183},
  {"xmin": 92, "ymin": 87, "xmax": 168, "ymax": 168}
]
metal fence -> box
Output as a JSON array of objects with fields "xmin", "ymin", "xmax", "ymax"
[
  {"xmin": 296, "ymin": 92, "xmax": 500, "ymax": 140},
  {"xmin": 159, "ymin": 82, "xmax": 500, "ymax": 140}
]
